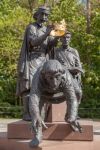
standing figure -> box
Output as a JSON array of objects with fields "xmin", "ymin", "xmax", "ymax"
[
  {"xmin": 16, "ymin": 6, "xmax": 56, "ymax": 121},
  {"xmin": 29, "ymin": 60, "xmax": 82, "ymax": 147},
  {"xmin": 54, "ymin": 32, "xmax": 84, "ymax": 106}
]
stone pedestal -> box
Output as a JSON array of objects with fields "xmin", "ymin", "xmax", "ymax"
[
  {"xmin": 0, "ymin": 103, "xmax": 94, "ymax": 150},
  {"xmin": 46, "ymin": 102, "xmax": 66, "ymax": 122},
  {"xmin": 7, "ymin": 120, "xmax": 33, "ymax": 139},
  {"xmin": 7, "ymin": 120, "xmax": 93, "ymax": 141},
  {"xmin": 0, "ymin": 132, "xmax": 96, "ymax": 150}
]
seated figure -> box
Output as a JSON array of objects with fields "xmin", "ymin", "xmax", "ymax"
[
  {"xmin": 54, "ymin": 32, "xmax": 84, "ymax": 105},
  {"xmin": 29, "ymin": 60, "xmax": 82, "ymax": 147}
]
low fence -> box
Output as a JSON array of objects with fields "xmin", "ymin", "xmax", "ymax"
[
  {"xmin": 0, "ymin": 106, "xmax": 100, "ymax": 119},
  {"xmin": 0, "ymin": 106, "xmax": 22, "ymax": 118}
]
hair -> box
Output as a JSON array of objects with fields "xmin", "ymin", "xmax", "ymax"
[
  {"xmin": 41, "ymin": 60, "xmax": 65, "ymax": 75},
  {"xmin": 60, "ymin": 31, "xmax": 71, "ymax": 42},
  {"xmin": 33, "ymin": 6, "xmax": 50, "ymax": 20},
  {"xmin": 64, "ymin": 31, "xmax": 71, "ymax": 37}
]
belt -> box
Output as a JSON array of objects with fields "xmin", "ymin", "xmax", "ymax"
[{"xmin": 29, "ymin": 51, "xmax": 45, "ymax": 57}]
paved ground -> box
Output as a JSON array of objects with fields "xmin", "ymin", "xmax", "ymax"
[
  {"xmin": 0, "ymin": 118, "xmax": 100, "ymax": 132},
  {"xmin": 0, "ymin": 118, "xmax": 100, "ymax": 150},
  {"xmin": 0, "ymin": 118, "xmax": 19, "ymax": 132}
]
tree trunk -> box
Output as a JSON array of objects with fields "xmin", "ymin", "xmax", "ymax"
[{"xmin": 86, "ymin": 0, "xmax": 91, "ymax": 33}]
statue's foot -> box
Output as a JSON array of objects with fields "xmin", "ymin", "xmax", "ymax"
[
  {"xmin": 29, "ymin": 137, "xmax": 41, "ymax": 147},
  {"xmin": 23, "ymin": 114, "xmax": 31, "ymax": 121}
]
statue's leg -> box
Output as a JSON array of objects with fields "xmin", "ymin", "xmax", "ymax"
[
  {"xmin": 74, "ymin": 85, "xmax": 82, "ymax": 105},
  {"xmin": 72, "ymin": 78, "xmax": 82, "ymax": 105},
  {"xmin": 72, "ymin": 78, "xmax": 82, "ymax": 119},
  {"xmin": 22, "ymin": 93, "xmax": 31, "ymax": 121}
]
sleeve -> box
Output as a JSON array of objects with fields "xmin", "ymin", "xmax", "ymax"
[
  {"xmin": 62, "ymin": 72, "xmax": 78, "ymax": 121},
  {"xmin": 27, "ymin": 24, "xmax": 49, "ymax": 47},
  {"xmin": 45, "ymin": 36, "xmax": 58, "ymax": 56},
  {"xmin": 74, "ymin": 49, "xmax": 82, "ymax": 69}
]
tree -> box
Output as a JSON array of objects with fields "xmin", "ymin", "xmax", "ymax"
[{"xmin": 0, "ymin": 0, "xmax": 31, "ymax": 105}]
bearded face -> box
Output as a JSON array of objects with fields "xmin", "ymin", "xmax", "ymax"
[{"xmin": 37, "ymin": 12, "xmax": 49, "ymax": 23}]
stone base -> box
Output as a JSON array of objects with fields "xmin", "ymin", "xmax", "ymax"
[
  {"xmin": 0, "ymin": 132, "xmax": 38, "ymax": 150},
  {"xmin": 43, "ymin": 123, "xmax": 93, "ymax": 141},
  {"xmin": 7, "ymin": 120, "xmax": 93, "ymax": 141},
  {"xmin": 7, "ymin": 120, "xmax": 33, "ymax": 139},
  {"xmin": 0, "ymin": 132, "xmax": 95, "ymax": 150},
  {"xmin": 47, "ymin": 102, "xmax": 66, "ymax": 122}
]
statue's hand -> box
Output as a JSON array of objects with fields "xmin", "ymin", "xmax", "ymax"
[
  {"xmin": 37, "ymin": 116, "xmax": 48, "ymax": 129},
  {"xmin": 35, "ymin": 115, "xmax": 42, "ymax": 127},
  {"xmin": 70, "ymin": 121, "xmax": 83, "ymax": 133},
  {"xmin": 34, "ymin": 115, "xmax": 48, "ymax": 129},
  {"xmin": 46, "ymin": 25, "xmax": 54, "ymax": 35}
]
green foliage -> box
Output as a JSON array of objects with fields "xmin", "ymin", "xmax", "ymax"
[
  {"xmin": 0, "ymin": 103, "xmax": 22, "ymax": 118},
  {"xmin": 0, "ymin": 0, "xmax": 31, "ymax": 105},
  {"xmin": 49, "ymin": 0, "xmax": 100, "ymax": 118},
  {"xmin": 0, "ymin": 0, "xmax": 100, "ymax": 118}
]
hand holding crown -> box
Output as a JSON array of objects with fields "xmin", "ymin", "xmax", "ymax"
[{"xmin": 50, "ymin": 19, "xmax": 67, "ymax": 37}]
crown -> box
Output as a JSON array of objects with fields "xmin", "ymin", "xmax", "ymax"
[{"xmin": 50, "ymin": 19, "xmax": 67, "ymax": 37}]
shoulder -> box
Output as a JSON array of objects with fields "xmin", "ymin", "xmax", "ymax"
[
  {"xmin": 54, "ymin": 47, "xmax": 63, "ymax": 58},
  {"xmin": 61, "ymin": 70, "xmax": 72, "ymax": 88},
  {"xmin": 70, "ymin": 47, "xmax": 79, "ymax": 57},
  {"xmin": 26, "ymin": 23, "xmax": 37, "ymax": 32}
]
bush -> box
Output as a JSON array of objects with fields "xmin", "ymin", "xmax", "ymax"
[{"xmin": 0, "ymin": 103, "xmax": 22, "ymax": 118}]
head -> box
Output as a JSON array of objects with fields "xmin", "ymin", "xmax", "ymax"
[
  {"xmin": 33, "ymin": 6, "xmax": 50, "ymax": 23},
  {"xmin": 41, "ymin": 60, "xmax": 65, "ymax": 90},
  {"xmin": 60, "ymin": 32, "xmax": 71, "ymax": 47}
]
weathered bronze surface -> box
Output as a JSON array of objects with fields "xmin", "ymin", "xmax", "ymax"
[
  {"xmin": 29, "ymin": 60, "xmax": 83, "ymax": 147},
  {"xmin": 16, "ymin": 6, "xmax": 57, "ymax": 121}
]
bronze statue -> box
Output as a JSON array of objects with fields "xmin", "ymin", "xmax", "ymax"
[
  {"xmin": 54, "ymin": 32, "xmax": 84, "ymax": 106},
  {"xmin": 29, "ymin": 60, "xmax": 82, "ymax": 147},
  {"xmin": 16, "ymin": 6, "xmax": 57, "ymax": 121}
]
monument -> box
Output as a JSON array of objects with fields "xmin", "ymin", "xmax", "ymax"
[
  {"xmin": 16, "ymin": 6, "xmax": 57, "ymax": 121},
  {"xmin": 29, "ymin": 59, "xmax": 83, "ymax": 147},
  {"xmin": 2, "ymin": 60, "xmax": 93, "ymax": 150},
  {"xmin": 0, "ymin": 5, "xmax": 93, "ymax": 150}
]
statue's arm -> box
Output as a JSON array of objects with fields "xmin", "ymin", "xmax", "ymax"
[
  {"xmin": 62, "ymin": 73, "xmax": 78, "ymax": 122},
  {"xmin": 46, "ymin": 36, "xmax": 58, "ymax": 54},
  {"xmin": 62, "ymin": 73, "xmax": 83, "ymax": 132},
  {"xmin": 74, "ymin": 49, "xmax": 83, "ymax": 70},
  {"xmin": 69, "ymin": 49, "xmax": 84, "ymax": 75},
  {"xmin": 27, "ymin": 25, "xmax": 51, "ymax": 47}
]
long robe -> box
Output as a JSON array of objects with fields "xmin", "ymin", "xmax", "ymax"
[{"xmin": 16, "ymin": 22, "xmax": 55, "ymax": 96}]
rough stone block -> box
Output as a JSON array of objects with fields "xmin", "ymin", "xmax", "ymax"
[
  {"xmin": 0, "ymin": 132, "xmax": 95, "ymax": 150},
  {"xmin": 43, "ymin": 123, "xmax": 93, "ymax": 141},
  {"xmin": 7, "ymin": 120, "xmax": 33, "ymax": 139},
  {"xmin": 47, "ymin": 102, "xmax": 66, "ymax": 122},
  {"xmin": 7, "ymin": 120, "xmax": 93, "ymax": 141}
]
